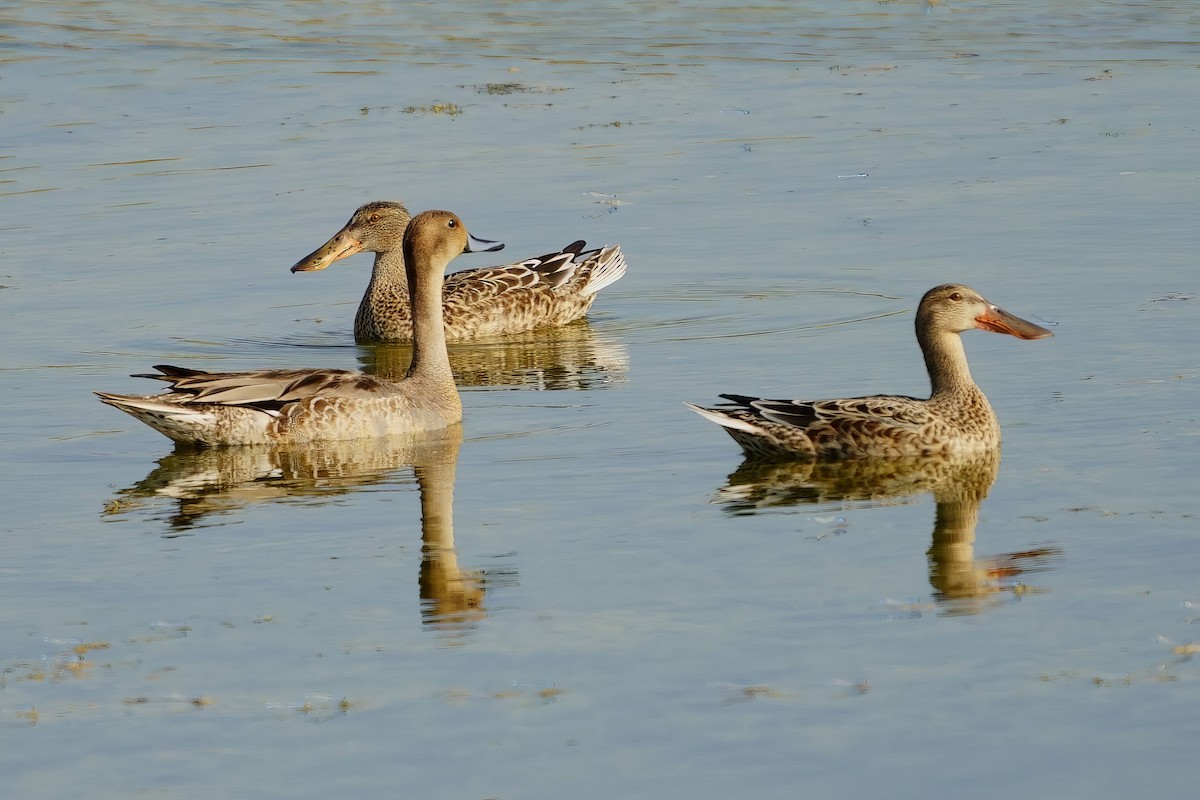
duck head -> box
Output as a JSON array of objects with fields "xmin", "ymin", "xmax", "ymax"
[
  {"xmin": 918, "ymin": 283, "xmax": 1054, "ymax": 340},
  {"xmin": 402, "ymin": 210, "xmax": 504, "ymax": 273},
  {"xmin": 290, "ymin": 201, "xmax": 413, "ymax": 273}
]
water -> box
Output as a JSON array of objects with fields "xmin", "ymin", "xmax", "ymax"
[{"xmin": 2, "ymin": 2, "xmax": 1198, "ymax": 798}]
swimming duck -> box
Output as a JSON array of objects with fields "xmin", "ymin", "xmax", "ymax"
[
  {"xmin": 96, "ymin": 210, "xmax": 504, "ymax": 446},
  {"xmin": 685, "ymin": 284, "xmax": 1053, "ymax": 459},
  {"xmin": 291, "ymin": 200, "xmax": 626, "ymax": 342}
]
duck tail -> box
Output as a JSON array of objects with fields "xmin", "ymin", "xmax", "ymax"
[
  {"xmin": 95, "ymin": 392, "xmax": 219, "ymax": 446},
  {"xmin": 579, "ymin": 245, "xmax": 627, "ymax": 297}
]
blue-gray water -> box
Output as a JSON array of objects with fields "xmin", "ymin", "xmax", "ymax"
[{"xmin": 2, "ymin": 2, "xmax": 1198, "ymax": 798}]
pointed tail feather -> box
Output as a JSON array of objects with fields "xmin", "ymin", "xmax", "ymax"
[
  {"xmin": 131, "ymin": 364, "xmax": 212, "ymax": 381},
  {"xmin": 683, "ymin": 402, "xmax": 764, "ymax": 435}
]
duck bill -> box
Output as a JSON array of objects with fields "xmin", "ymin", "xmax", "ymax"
[
  {"xmin": 290, "ymin": 226, "xmax": 364, "ymax": 273},
  {"xmin": 975, "ymin": 304, "xmax": 1054, "ymax": 340},
  {"xmin": 466, "ymin": 233, "xmax": 504, "ymax": 254}
]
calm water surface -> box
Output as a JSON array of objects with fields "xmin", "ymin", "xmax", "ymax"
[{"xmin": 2, "ymin": 2, "xmax": 1198, "ymax": 798}]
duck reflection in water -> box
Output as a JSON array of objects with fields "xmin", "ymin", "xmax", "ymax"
[
  {"xmin": 411, "ymin": 431, "xmax": 491, "ymax": 636},
  {"xmin": 712, "ymin": 449, "xmax": 1060, "ymax": 615},
  {"xmin": 103, "ymin": 426, "xmax": 507, "ymax": 637},
  {"xmin": 359, "ymin": 318, "xmax": 629, "ymax": 392}
]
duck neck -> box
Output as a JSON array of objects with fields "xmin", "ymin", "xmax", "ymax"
[
  {"xmin": 402, "ymin": 243, "xmax": 452, "ymax": 384},
  {"xmin": 356, "ymin": 249, "xmax": 411, "ymax": 337},
  {"xmin": 920, "ymin": 328, "xmax": 979, "ymax": 400},
  {"xmin": 365, "ymin": 249, "xmax": 410, "ymax": 299}
]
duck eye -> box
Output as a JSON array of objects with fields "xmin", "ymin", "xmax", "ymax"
[
  {"xmin": 950, "ymin": 292, "xmax": 962, "ymax": 301},
  {"xmin": 367, "ymin": 213, "xmax": 380, "ymax": 223},
  {"xmin": 447, "ymin": 219, "xmax": 457, "ymax": 228}
]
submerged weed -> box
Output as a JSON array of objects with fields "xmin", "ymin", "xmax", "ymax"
[
  {"xmin": 465, "ymin": 82, "xmax": 569, "ymax": 95},
  {"xmin": 402, "ymin": 103, "xmax": 463, "ymax": 116}
]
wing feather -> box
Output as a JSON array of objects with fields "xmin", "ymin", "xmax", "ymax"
[
  {"xmin": 442, "ymin": 240, "xmax": 602, "ymax": 300},
  {"xmin": 133, "ymin": 365, "xmax": 374, "ymax": 407}
]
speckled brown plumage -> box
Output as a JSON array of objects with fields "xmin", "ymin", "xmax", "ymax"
[
  {"xmin": 685, "ymin": 284, "xmax": 1054, "ymax": 460},
  {"xmin": 98, "ymin": 211, "xmax": 502, "ymax": 446},
  {"xmin": 291, "ymin": 201, "xmax": 626, "ymax": 343}
]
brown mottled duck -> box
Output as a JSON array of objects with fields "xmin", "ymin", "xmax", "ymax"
[
  {"xmin": 97, "ymin": 211, "xmax": 504, "ymax": 446},
  {"xmin": 291, "ymin": 201, "xmax": 626, "ymax": 342},
  {"xmin": 685, "ymin": 284, "xmax": 1053, "ymax": 459}
]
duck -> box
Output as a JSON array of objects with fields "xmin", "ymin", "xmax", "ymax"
[
  {"xmin": 685, "ymin": 284, "xmax": 1054, "ymax": 460},
  {"xmin": 96, "ymin": 210, "xmax": 504, "ymax": 446},
  {"xmin": 290, "ymin": 200, "xmax": 626, "ymax": 343}
]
